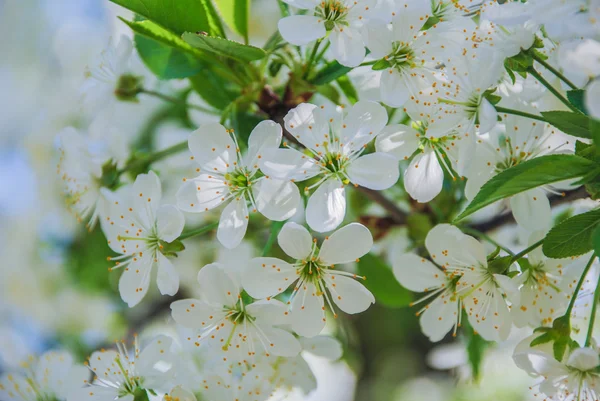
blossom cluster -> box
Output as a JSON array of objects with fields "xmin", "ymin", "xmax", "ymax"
[{"xmin": 4, "ymin": 0, "xmax": 600, "ymax": 401}]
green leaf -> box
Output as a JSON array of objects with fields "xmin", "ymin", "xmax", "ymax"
[
  {"xmin": 110, "ymin": 0, "xmax": 224, "ymax": 36},
  {"xmin": 337, "ymin": 75, "xmax": 358, "ymax": 104},
  {"xmin": 541, "ymin": 110, "xmax": 592, "ymax": 139},
  {"xmin": 135, "ymin": 35, "xmax": 203, "ymax": 79},
  {"xmin": 592, "ymin": 225, "xmax": 600, "ymax": 258},
  {"xmin": 182, "ymin": 32, "xmax": 266, "ymax": 62},
  {"xmin": 542, "ymin": 208, "xmax": 600, "ymax": 258},
  {"xmin": 311, "ymin": 61, "xmax": 353, "ymax": 85},
  {"xmin": 591, "ymin": 117, "xmax": 600, "ymax": 149},
  {"xmin": 215, "ymin": 0, "xmax": 250, "ymax": 43},
  {"xmin": 454, "ymin": 155, "xmax": 594, "ymax": 223},
  {"xmin": 357, "ymin": 253, "xmax": 412, "ymax": 308},
  {"xmin": 567, "ymin": 89, "xmax": 588, "ymax": 115},
  {"xmin": 462, "ymin": 320, "xmax": 490, "ymax": 381},
  {"xmin": 316, "ymin": 84, "xmax": 341, "ymax": 104},
  {"xmin": 189, "ymin": 70, "xmax": 239, "ymax": 110}
]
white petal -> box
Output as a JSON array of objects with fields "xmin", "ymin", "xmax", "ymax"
[
  {"xmin": 363, "ymin": 20, "xmax": 394, "ymax": 59},
  {"xmin": 67, "ymin": 386, "xmax": 120, "ymax": 401},
  {"xmin": 329, "ymin": 27, "xmax": 366, "ymax": 67},
  {"xmin": 510, "ymin": 189, "xmax": 551, "ymax": 231},
  {"xmin": 197, "ymin": 263, "xmax": 241, "ymax": 307},
  {"xmin": 188, "ymin": 123, "xmax": 236, "ymax": 173},
  {"xmin": 586, "ymin": 79, "xmax": 600, "ymax": 119},
  {"xmin": 404, "ymin": 150, "xmax": 443, "ymax": 203},
  {"xmin": 278, "ymin": 222, "xmax": 313, "ymax": 260},
  {"xmin": 259, "ymin": 148, "xmax": 320, "ymax": 181},
  {"xmin": 306, "ymin": 178, "xmax": 346, "ymax": 233},
  {"xmin": 217, "ymin": 199, "xmax": 249, "ymax": 249},
  {"xmin": 278, "ymin": 15, "xmax": 326, "ymax": 46},
  {"xmin": 246, "ymin": 298, "xmax": 290, "ymax": 326},
  {"xmin": 156, "ymin": 204, "xmax": 185, "ymax": 242},
  {"xmin": 390, "ymin": 2, "xmax": 430, "ymax": 41},
  {"xmin": 283, "ymin": 103, "xmax": 330, "ymax": 149},
  {"xmin": 463, "ymin": 286, "xmax": 512, "ymax": 342},
  {"xmin": 170, "ymin": 298, "xmax": 224, "ymax": 329},
  {"xmin": 392, "ymin": 253, "xmax": 446, "ymax": 292},
  {"xmin": 132, "ymin": 171, "xmax": 162, "ymax": 228},
  {"xmin": 253, "ymin": 178, "xmax": 300, "ymax": 221},
  {"xmin": 259, "ymin": 327, "xmax": 302, "ymax": 357},
  {"xmin": 299, "ymin": 336, "xmax": 343, "ymax": 360},
  {"xmin": 169, "ymin": 386, "xmax": 197, "ymax": 401},
  {"xmin": 136, "ymin": 335, "xmax": 174, "ymax": 378},
  {"xmin": 380, "ymin": 70, "xmax": 410, "ymax": 107},
  {"xmin": 566, "ymin": 347, "xmax": 600, "ymax": 371},
  {"xmin": 156, "ymin": 253, "xmax": 179, "ymax": 296},
  {"xmin": 327, "ymin": 274, "xmax": 375, "ymax": 314},
  {"xmin": 494, "ymin": 273, "xmax": 520, "ymax": 305},
  {"xmin": 420, "ymin": 294, "xmax": 458, "ymax": 342},
  {"xmin": 319, "ymin": 223, "xmax": 373, "ymax": 265},
  {"xmin": 245, "ymin": 120, "xmax": 282, "ymax": 167},
  {"xmin": 341, "ymin": 100, "xmax": 388, "ymax": 152},
  {"xmin": 242, "ymin": 257, "xmax": 297, "ymax": 299},
  {"xmin": 88, "ymin": 350, "xmax": 119, "ymax": 380},
  {"xmin": 477, "ymin": 97, "xmax": 498, "ymax": 134},
  {"xmin": 425, "ymin": 224, "xmax": 472, "ymax": 269},
  {"xmin": 281, "ymin": 0, "xmax": 318, "ymax": 8},
  {"xmin": 291, "ymin": 282, "xmax": 326, "ymax": 337},
  {"xmin": 119, "ymin": 253, "xmax": 154, "ymax": 307},
  {"xmin": 347, "ymin": 152, "xmax": 399, "ymax": 190},
  {"xmin": 176, "ymin": 174, "xmax": 227, "ymax": 213},
  {"xmin": 375, "ymin": 123, "xmax": 421, "ymax": 160}
]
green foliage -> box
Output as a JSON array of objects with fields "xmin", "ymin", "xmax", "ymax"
[
  {"xmin": 110, "ymin": 0, "xmax": 224, "ymax": 36},
  {"xmin": 182, "ymin": 32, "xmax": 266, "ymax": 62},
  {"xmin": 567, "ymin": 89, "xmax": 589, "ymax": 114},
  {"xmin": 66, "ymin": 226, "xmax": 115, "ymax": 293},
  {"xmin": 357, "ymin": 253, "xmax": 412, "ymax": 308},
  {"xmin": 529, "ymin": 316, "xmax": 572, "ymax": 361},
  {"xmin": 215, "ymin": 0, "xmax": 250, "ymax": 43},
  {"xmin": 189, "ymin": 70, "xmax": 239, "ymax": 110},
  {"xmin": 316, "ymin": 84, "xmax": 341, "ymax": 104},
  {"xmin": 541, "ymin": 110, "xmax": 592, "ymax": 139},
  {"xmin": 542, "ymin": 208, "xmax": 600, "ymax": 258},
  {"xmin": 337, "ymin": 75, "xmax": 358, "ymax": 104},
  {"xmin": 454, "ymin": 155, "xmax": 594, "ymax": 222},
  {"xmin": 311, "ymin": 61, "xmax": 353, "ymax": 85},
  {"xmin": 462, "ymin": 319, "xmax": 490, "ymax": 381},
  {"xmin": 406, "ymin": 213, "xmax": 433, "ymax": 244}
]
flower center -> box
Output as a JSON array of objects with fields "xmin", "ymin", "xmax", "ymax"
[
  {"xmin": 316, "ymin": 0, "xmax": 350, "ymax": 30},
  {"xmin": 225, "ymin": 167, "xmax": 258, "ymax": 197},
  {"xmin": 386, "ymin": 43, "xmax": 416, "ymax": 71}
]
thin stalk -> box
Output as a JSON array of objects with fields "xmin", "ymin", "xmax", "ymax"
[
  {"xmin": 179, "ymin": 222, "xmax": 219, "ymax": 241},
  {"xmin": 462, "ymin": 227, "xmax": 515, "ymax": 257},
  {"xmin": 139, "ymin": 89, "xmax": 220, "ymax": 115},
  {"xmin": 495, "ymin": 106, "xmax": 548, "ymax": 123},
  {"xmin": 119, "ymin": 140, "xmax": 188, "ymax": 174},
  {"xmin": 304, "ymin": 39, "xmax": 323, "ymax": 79},
  {"xmin": 566, "ymin": 253, "xmax": 597, "ymax": 319},
  {"xmin": 314, "ymin": 41, "xmax": 331, "ymax": 65},
  {"xmin": 527, "ymin": 67, "xmax": 580, "ymax": 113},
  {"xmin": 509, "ymin": 238, "xmax": 544, "ymax": 263},
  {"xmin": 262, "ymin": 221, "xmax": 285, "ymax": 256},
  {"xmin": 585, "ymin": 275, "xmax": 600, "ymax": 346},
  {"xmin": 359, "ymin": 60, "xmax": 377, "ymax": 67},
  {"xmin": 530, "ymin": 51, "xmax": 577, "ymax": 90}
]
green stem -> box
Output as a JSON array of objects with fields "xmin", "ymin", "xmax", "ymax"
[
  {"xmin": 262, "ymin": 221, "xmax": 285, "ymax": 256},
  {"xmin": 566, "ymin": 253, "xmax": 597, "ymax": 319},
  {"xmin": 314, "ymin": 41, "xmax": 331, "ymax": 65},
  {"xmin": 139, "ymin": 89, "xmax": 220, "ymax": 115},
  {"xmin": 179, "ymin": 222, "xmax": 219, "ymax": 241},
  {"xmin": 304, "ymin": 39, "xmax": 323, "ymax": 79},
  {"xmin": 530, "ymin": 52, "xmax": 577, "ymax": 90},
  {"xmin": 585, "ymin": 273, "xmax": 600, "ymax": 346},
  {"xmin": 119, "ymin": 140, "xmax": 188, "ymax": 174},
  {"xmin": 495, "ymin": 106, "xmax": 548, "ymax": 123},
  {"xmin": 527, "ymin": 67, "xmax": 580, "ymax": 113},
  {"xmin": 462, "ymin": 227, "xmax": 515, "ymax": 256},
  {"xmin": 509, "ymin": 238, "xmax": 544, "ymax": 263}
]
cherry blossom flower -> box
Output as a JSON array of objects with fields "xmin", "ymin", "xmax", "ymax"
[
  {"xmin": 242, "ymin": 222, "xmax": 375, "ymax": 337},
  {"xmin": 177, "ymin": 121, "xmax": 300, "ymax": 248}
]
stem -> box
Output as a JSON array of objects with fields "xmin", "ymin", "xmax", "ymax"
[
  {"xmin": 314, "ymin": 40, "xmax": 331, "ymax": 64},
  {"xmin": 119, "ymin": 140, "xmax": 188, "ymax": 174},
  {"xmin": 304, "ymin": 39, "xmax": 323, "ymax": 79},
  {"xmin": 461, "ymin": 227, "xmax": 515, "ymax": 256},
  {"xmin": 530, "ymin": 52, "xmax": 577, "ymax": 90},
  {"xmin": 509, "ymin": 238, "xmax": 544, "ymax": 263},
  {"xmin": 179, "ymin": 222, "xmax": 219, "ymax": 241},
  {"xmin": 262, "ymin": 221, "xmax": 285, "ymax": 256},
  {"xmin": 139, "ymin": 89, "xmax": 220, "ymax": 115},
  {"xmin": 585, "ymin": 276, "xmax": 600, "ymax": 346},
  {"xmin": 527, "ymin": 67, "xmax": 580, "ymax": 113},
  {"xmin": 359, "ymin": 60, "xmax": 377, "ymax": 67},
  {"xmin": 566, "ymin": 253, "xmax": 596, "ymax": 319},
  {"xmin": 495, "ymin": 106, "xmax": 548, "ymax": 123}
]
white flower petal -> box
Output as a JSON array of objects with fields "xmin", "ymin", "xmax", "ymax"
[
  {"xmin": 278, "ymin": 15, "xmax": 326, "ymax": 46},
  {"xmin": 132, "ymin": 171, "xmax": 162, "ymax": 228},
  {"xmin": 566, "ymin": 347, "xmax": 600, "ymax": 371},
  {"xmin": 392, "ymin": 253, "xmax": 446, "ymax": 292},
  {"xmin": 88, "ymin": 350, "xmax": 119, "ymax": 379},
  {"xmin": 341, "ymin": 100, "xmax": 388, "ymax": 152},
  {"xmin": 217, "ymin": 199, "xmax": 249, "ymax": 249},
  {"xmin": 136, "ymin": 335, "xmax": 174, "ymax": 378},
  {"xmin": 253, "ymin": 178, "xmax": 300, "ymax": 221},
  {"xmin": 380, "ymin": 70, "xmax": 410, "ymax": 107},
  {"xmin": 510, "ymin": 189, "xmax": 551, "ymax": 231},
  {"xmin": 259, "ymin": 327, "xmax": 302, "ymax": 357},
  {"xmin": 259, "ymin": 148, "xmax": 320, "ymax": 181},
  {"xmin": 197, "ymin": 263, "xmax": 241, "ymax": 307},
  {"xmin": 404, "ymin": 150, "xmax": 444, "ymax": 203},
  {"xmin": 169, "ymin": 386, "xmax": 197, "ymax": 401},
  {"xmin": 463, "ymin": 286, "xmax": 512, "ymax": 342},
  {"xmin": 156, "ymin": 253, "xmax": 179, "ymax": 296},
  {"xmin": 319, "ymin": 223, "xmax": 373, "ymax": 265},
  {"xmin": 170, "ymin": 298, "xmax": 224, "ymax": 329},
  {"xmin": 156, "ymin": 204, "xmax": 185, "ymax": 242},
  {"xmin": 425, "ymin": 224, "xmax": 471, "ymax": 269},
  {"xmin": 67, "ymin": 386, "xmax": 120, "ymax": 401},
  {"xmin": 306, "ymin": 178, "xmax": 346, "ymax": 233},
  {"xmin": 278, "ymin": 222, "xmax": 313, "ymax": 260},
  {"xmin": 246, "ymin": 299, "xmax": 290, "ymax": 326},
  {"xmin": 327, "ymin": 274, "xmax": 375, "ymax": 314},
  {"xmin": 119, "ymin": 253, "xmax": 154, "ymax": 307},
  {"xmin": 242, "ymin": 257, "xmax": 297, "ymax": 299},
  {"xmin": 347, "ymin": 152, "xmax": 399, "ymax": 190},
  {"xmin": 188, "ymin": 123, "xmax": 236, "ymax": 173},
  {"xmin": 299, "ymin": 336, "xmax": 343, "ymax": 360},
  {"xmin": 245, "ymin": 120, "xmax": 282, "ymax": 168},
  {"xmin": 176, "ymin": 174, "xmax": 227, "ymax": 213},
  {"xmin": 363, "ymin": 20, "xmax": 394, "ymax": 59},
  {"xmin": 586, "ymin": 79, "xmax": 600, "ymax": 119},
  {"xmin": 477, "ymin": 97, "xmax": 498, "ymax": 134},
  {"xmin": 283, "ymin": 103, "xmax": 330, "ymax": 149},
  {"xmin": 420, "ymin": 295, "xmax": 458, "ymax": 342},
  {"xmin": 291, "ymin": 282, "xmax": 326, "ymax": 337},
  {"xmin": 329, "ymin": 27, "xmax": 366, "ymax": 67},
  {"xmin": 375, "ymin": 123, "xmax": 421, "ymax": 160}
]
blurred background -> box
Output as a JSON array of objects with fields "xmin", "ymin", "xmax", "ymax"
[{"xmin": 0, "ymin": 1, "xmax": 544, "ymax": 400}]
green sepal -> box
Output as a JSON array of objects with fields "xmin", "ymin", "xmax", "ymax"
[
  {"xmin": 100, "ymin": 160, "xmax": 121, "ymax": 190},
  {"xmin": 486, "ymin": 247, "xmax": 501, "ymax": 262},
  {"xmin": 487, "ymin": 256, "xmax": 513, "ymax": 274},
  {"xmin": 160, "ymin": 239, "xmax": 186, "ymax": 257},
  {"xmin": 372, "ymin": 59, "xmax": 391, "ymax": 71}
]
